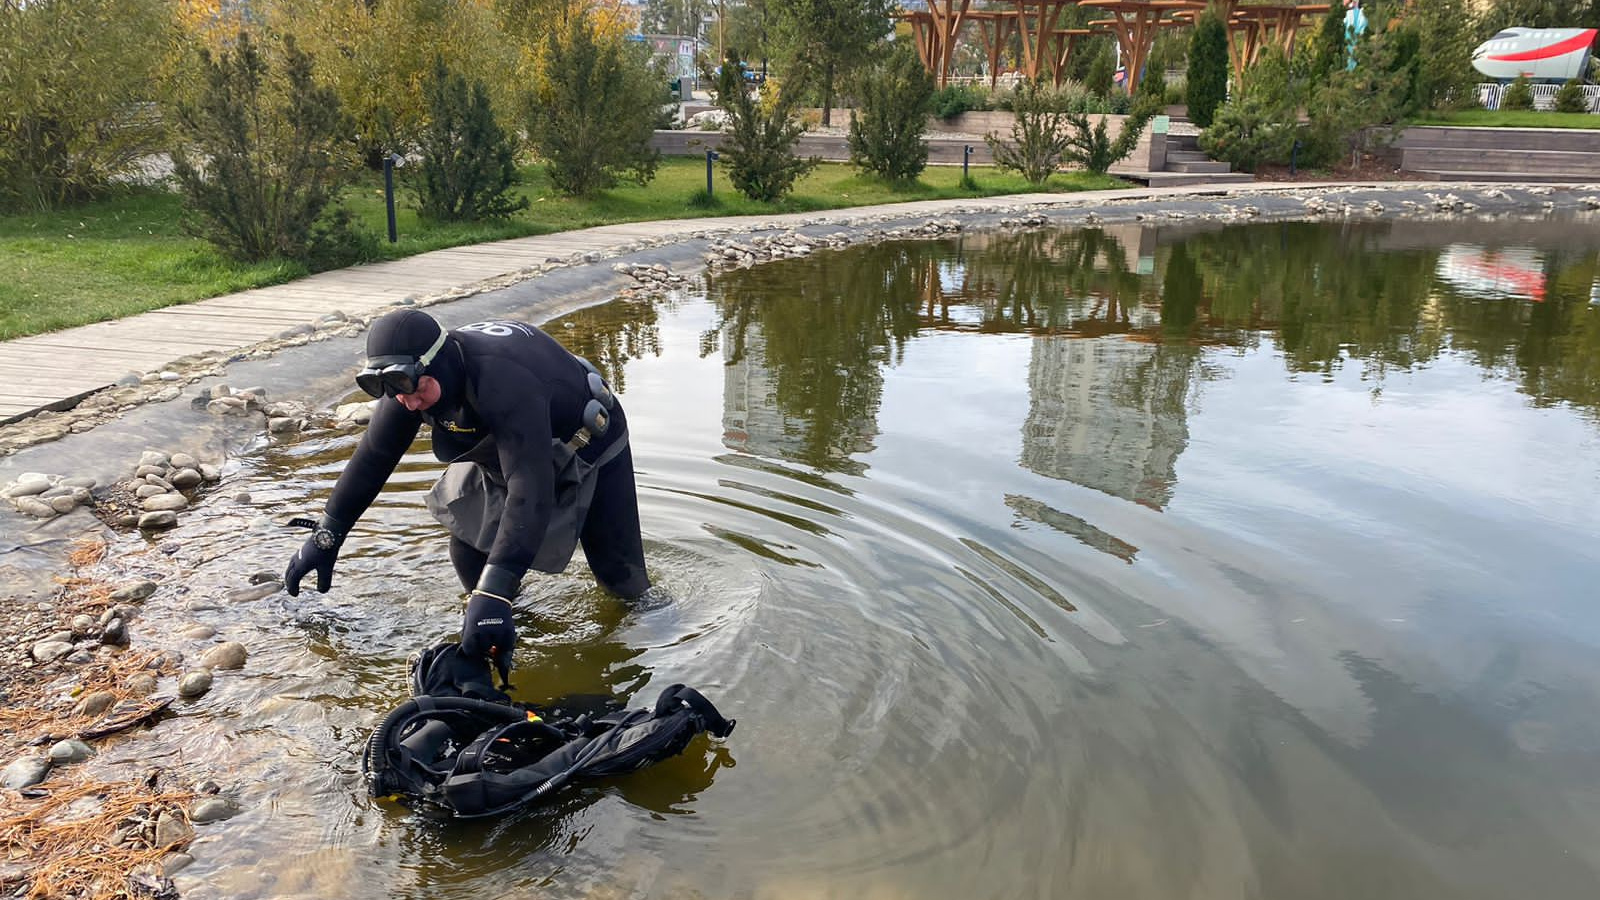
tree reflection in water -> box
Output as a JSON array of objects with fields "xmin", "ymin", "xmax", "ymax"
[{"xmin": 548, "ymin": 219, "xmax": 1600, "ymax": 490}]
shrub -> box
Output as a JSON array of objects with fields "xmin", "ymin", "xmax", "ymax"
[
  {"xmin": 1299, "ymin": 29, "xmax": 1414, "ymax": 168},
  {"xmin": 708, "ymin": 55, "xmax": 818, "ymax": 202},
  {"xmin": 1200, "ymin": 92, "xmax": 1300, "ymax": 171},
  {"xmin": 985, "ymin": 80, "xmax": 1072, "ymax": 186},
  {"xmin": 847, "ymin": 44, "xmax": 936, "ymax": 182},
  {"xmin": 1201, "ymin": 47, "xmax": 1302, "ymax": 172},
  {"xmin": 1501, "ymin": 76, "xmax": 1535, "ymax": 111},
  {"xmin": 1187, "ymin": 9, "xmax": 1230, "ymax": 128},
  {"xmin": 171, "ymin": 31, "xmax": 363, "ymax": 264},
  {"xmin": 1553, "ymin": 79, "xmax": 1590, "ymax": 113},
  {"xmin": 413, "ymin": 58, "xmax": 528, "ymax": 222},
  {"xmin": 1086, "ymin": 44, "xmax": 1115, "ymax": 98},
  {"xmin": 0, "ymin": 0, "xmax": 171, "ymax": 210},
  {"xmin": 931, "ymin": 85, "xmax": 983, "ymax": 119},
  {"xmin": 530, "ymin": 11, "xmax": 664, "ymax": 197},
  {"xmin": 1063, "ymin": 106, "xmax": 1157, "ymax": 175}
]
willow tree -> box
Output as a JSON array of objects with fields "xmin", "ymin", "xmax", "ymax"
[{"xmin": 0, "ymin": 0, "xmax": 173, "ymax": 210}]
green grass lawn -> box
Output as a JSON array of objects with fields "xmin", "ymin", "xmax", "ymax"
[
  {"xmin": 1412, "ymin": 109, "xmax": 1600, "ymax": 129},
  {"xmin": 0, "ymin": 158, "xmax": 1121, "ymax": 341}
]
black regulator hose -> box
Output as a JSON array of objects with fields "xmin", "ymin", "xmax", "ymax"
[{"xmin": 364, "ymin": 696, "xmax": 527, "ymax": 797}]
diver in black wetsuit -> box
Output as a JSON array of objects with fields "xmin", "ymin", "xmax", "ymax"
[{"xmin": 283, "ymin": 309, "xmax": 650, "ymax": 677}]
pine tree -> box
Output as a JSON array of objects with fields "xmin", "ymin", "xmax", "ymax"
[
  {"xmin": 171, "ymin": 31, "xmax": 361, "ymax": 263},
  {"xmin": 531, "ymin": 11, "xmax": 664, "ymax": 197},
  {"xmin": 709, "ymin": 54, "xmax": 817, "ymax": 202},
  {"xmin": 847, "ymin": 43, "xmax": 935, "ymax": 182},
  {"xmin": 1187, "ymin": 9, "xmax": 1229, "ymax": 128},
  {"xmin": 414, "ymin": 58, "xmax": 529, "ymax": 221}
]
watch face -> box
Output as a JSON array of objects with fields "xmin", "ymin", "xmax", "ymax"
[{"xmin": 313, "ymin": 529, "xmax": 338, "ymax": 551}]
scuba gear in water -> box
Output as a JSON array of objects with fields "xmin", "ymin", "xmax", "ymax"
[{"xmin": 363, "ymin": 643, "xmax": 736, "ymax": 818}]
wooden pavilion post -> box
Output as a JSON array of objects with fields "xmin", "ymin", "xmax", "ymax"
[
  {"xmin": 969, "ymin": 11, "xmax": 1020, "ymax": 88},
  {"xmin": 1012, "ymin": 0, "xmax": 1075, "ymax": 83},
  {"xmin": 1047, "ymin": 28, "xmax": 1093, "ymax": 85},
  {"xmin": 1079, "ymin": 0, "xmax": 1199, "ymax": 93},
  {"xmin": 925, "ymin": 0, "xmax": 975, "ymax": 87}
]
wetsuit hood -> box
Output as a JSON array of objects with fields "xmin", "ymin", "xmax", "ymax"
[{"xmin": 364, "ymin": 309, "xmax": 466, "ymax": 411}]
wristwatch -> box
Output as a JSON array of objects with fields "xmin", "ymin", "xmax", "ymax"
[
  {"xmin": 288, "ymin": 513, "xmax": 348, "ymax": 551},
  {"xmin": 313, "ymin": 525, "xmax": 341, "ymax": 551}
]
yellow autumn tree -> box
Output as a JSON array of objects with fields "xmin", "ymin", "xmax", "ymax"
[{"xmin": 265, "ymin": 0, "xmax": 520, "ymax": 166}]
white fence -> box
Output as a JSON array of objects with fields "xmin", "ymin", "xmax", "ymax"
[{"xmin": 1477, "ymin": 81, "xmax": 1600, "ymax": 112}]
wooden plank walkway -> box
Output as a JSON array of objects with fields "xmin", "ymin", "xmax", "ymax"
[{"xmin": 0, "ymin": 183, "xmax": 1427, "ymax": 424}]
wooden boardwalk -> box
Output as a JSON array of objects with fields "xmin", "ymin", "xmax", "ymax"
[{"xmin": 0, "ymin": 184, "xmax": 1402, "ymax": 423}]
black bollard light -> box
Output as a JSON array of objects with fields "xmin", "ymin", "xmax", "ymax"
[
  {"xmin": 705, "ymin": 148, "xmax": 720, "ymax": 197},
  {"xmin": 383, "ymin": 152, "xmax": 404, "ymax": 243},
  {"xmin": 963, "ymin": 144, "xmax": 973, "ymax": 182}
]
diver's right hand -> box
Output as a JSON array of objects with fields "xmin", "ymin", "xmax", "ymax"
[{"xmin": 284, "ymin": 515, "xmax": 346, "ymax": 596}]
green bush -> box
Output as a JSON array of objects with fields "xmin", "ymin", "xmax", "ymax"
[
  {"xmin": 530, "ymin": 11, "xmax": 664, "ymax": 197},
  {"xmin": 848, "ymin": 44, "xmax": 935, "ymax": 182},
  {"xmin": 1187, "ymin": 9, "xmax": 1230, "ymax": 128},
  {"xmin": 1200, "ymin": 93, "xmax": 1300, "ymax": 171},
  {"xmin": 1201, "ymin": 47, "xmax": 1302, "ymax": 172},
  {"xmin": 708, "ymin": 55, "xmax": 818, "ymax": 202},
  {"xmin": 931, "ymin": 85, "xmax": 983, "ymax": 119},
  {"xmin": 171, "ymin": 32, "xmax": 364, "ymax": 264},
  {"xmin": 1501, "ymin": 76, "xmax": 1535, "ymax": 111},
  {"xmin": 1063, "ymin": 106, "xmax": 1156, "ymax": 175},
  {"xmin": 985, "ymin": 80, "xmax": 1072, "ymax": 186},
  {"xmin": 1553, "ymin": 79, "xmax": 1590, "ymax": 113},
  {"xmin": 0, "ymin": 0, "xmax": 171, "ymax": 211},
  {"xmin": 414, "ymin": 58, "xmax": 529, "ymax": 222},
  {"xmin": 1086, "ymin": 45, "xmax": 1115, "ymax": 98}
]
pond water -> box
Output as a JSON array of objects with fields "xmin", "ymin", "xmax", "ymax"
[{"xmin": 146, "ymin": 217, "xmax": 1600, "ymax": 899}]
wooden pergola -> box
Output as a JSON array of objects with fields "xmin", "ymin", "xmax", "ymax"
[
  {"xmin": 899, "ymin": 1, "xmax": 1331, "ymax": 92},
  {"xmin": 1169, "ymin": 2, "xmax": 1329, "ymax": 80},
  {"xmin": 1079, "ymin": 0, "xmax": 1203, "ymax": 92}
]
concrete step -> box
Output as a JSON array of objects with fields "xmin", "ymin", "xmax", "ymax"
[
  {"xmin": 1400, "ymin": 146, "xmax": 1600, "ymax": 176},
  {"xmin": 1166, "ymin": 160, "xmax": 1233, "ymax": 174},
  {"xmin": 1168, "ymin": 134, "xmax": 1202, "ymax": 152},
  {"xmin": 1411, "ymin": 169, "xmax": 1600, "ymax": 183},
  {"xmin": 1394, "ymin": 126, "xmax": 1600, "ymax": 153},
  {"xmin": 1166, "ymin": 150, "xmax": 1211, "ymax": 163},
  {"xmin": 1128, "ymin": 171, "xmax": 1255, "ymax": 187}
]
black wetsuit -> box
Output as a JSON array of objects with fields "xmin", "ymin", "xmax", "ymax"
[{"xmin": 324, "ymin": 320, "xmax": 649, "ymax": 598}]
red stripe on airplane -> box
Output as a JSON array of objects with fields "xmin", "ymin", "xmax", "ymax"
[{"xmin": 1487, "ymin": 29, "xmax": 1597, "ymax": 62}]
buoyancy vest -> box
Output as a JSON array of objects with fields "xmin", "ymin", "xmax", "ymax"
[{"xmin": 362, "ymin": 644, "xmax": 736, "ymax": 818}]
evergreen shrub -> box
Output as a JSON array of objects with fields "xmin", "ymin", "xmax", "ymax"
[
  {"xmin": 847, "ymin": 44, "xmax": 936, "ymax": 182},
  {"xmin": 414, "ymin": 58, "xmax": 528, "ymax": 221}
]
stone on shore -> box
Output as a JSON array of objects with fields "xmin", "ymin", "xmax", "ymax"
[
  {"xmin": 178, "ymin": 670, "xmax": 213, "ymax": 698},
  {"xmin": 153, "ymin": 811, "xmax": 193, "ymax": 848},
  {"xmin": 188, "ymin": 797, "xmax": 241, "ymax": 823},
  {"xmin": 2, "ymin": 756, "xmax": 50, "ymax": 790},
  {"xmin": 126, "ymin": 673, "xmax": 159, "ymax": 696},
  {"xmin": 199, "ymin": 641, "xmax": 247, "ymax": 670},
  {"xmin": 138, "ymin": 511, "xmax": 179, "ymax": 530},
  {"xmin": 111, "ymin": 581, "xmax": 158, "ymax": 602},
  {"xmin": 74, "ymin": 690, "xmax": 117, "ymax": 718},
  {"xmin": 31, "ymin": 641, "xmax": 73, "ymax": 663},
  {"xmin": 48, "ymin": 739, "xmax": 94, "ymax": 764},
  {"xmin": 142, "ymin": 494, "xmax": 189, "ymax": 513}
]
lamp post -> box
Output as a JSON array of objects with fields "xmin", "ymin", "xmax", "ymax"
[
  {"xmin": 383, "ymin": 152, "xmax": 404, "ymax": 243},
  {"xmin": 963, "ymin": 144, "xmax": 973, "ymax": 182},
  {"xmin": 705, "ymin": 148, "xmax": 720, "ymax": 196}
]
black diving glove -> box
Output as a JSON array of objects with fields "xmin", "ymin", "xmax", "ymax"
[
  {"xmin": 284, "ymin": 514, "xmax": 348, "ymax": 597},
  {"xmin": 462, "ymin": 564, "xmax": 521, "ymax": 683}
]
